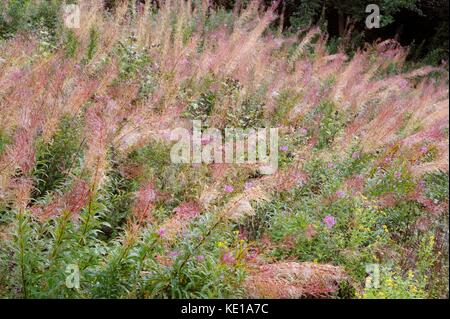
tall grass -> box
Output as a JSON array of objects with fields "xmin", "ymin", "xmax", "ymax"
[{"xmin": 0, "ymin": 0, "xmax": 448, "ymax": 299}]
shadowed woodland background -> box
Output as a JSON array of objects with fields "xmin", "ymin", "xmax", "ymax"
[{"xmin": 103, "ymin": 0, "xmax": 449, "ymax": 64}]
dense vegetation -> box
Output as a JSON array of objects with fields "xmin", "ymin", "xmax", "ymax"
[{"xmin": 0, "ymin": 0, "xmax": 448, "ymax": 298}]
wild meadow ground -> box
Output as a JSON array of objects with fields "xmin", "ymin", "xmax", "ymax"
[{"xmin": 0, "ymin": 1, "xmax": 448, "ymax": 298}]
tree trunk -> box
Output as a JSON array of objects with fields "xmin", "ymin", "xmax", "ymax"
[{"xmin": 338, "ymin": 11, "xmax": 345, "ymax": 36}]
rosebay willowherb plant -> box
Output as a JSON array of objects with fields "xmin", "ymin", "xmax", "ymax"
[{"xmin": 0, "ymin": 0, "xmax": 448, "ymax": 299}]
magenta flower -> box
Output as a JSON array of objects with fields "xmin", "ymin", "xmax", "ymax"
[
  {"xmin": 323, "ymin": 215, "xmax": 336, "ymax": 229},
  {"xmin": 157, "ymin": 228, "xmax": 165, "ymax": 237},
  {"xmin": 280, "ymin": 145, "xmax": 289, "ymax": 152},
  {"xmin": 221, "ymin": 252, "xmax": 236, "ymax": 265},
  {"xmin": 394, "ymin": 171, "xmax": 402, "ymax": 179},
  {"xmin": 196, "ymin": 255, "xmax": 205, "ymax": 262},
  {"xmin": 299, "ymin": 128, "xmax": 308, "ymax": 136},
  {"xmin": 420, "ymin": 146, "xmax": 428, "ymax": 153},
  {"xmin": 327, "ymin": 162, "xmax": 335, "ymax": 169},
  {"xmin": 169, "ymin": 251, "xmax": 179, "ymax": 258},
  {"xmin": 352, "ymin": 151, "xmax": 360, "ymax": 159},
  {"xmin": 224, "ymin": 185, "xmax": 234, "ymax": 193},
  {"xmin": 244, "ymin": 181, "xmax": 253, "ymax": 190},
  {"xmin": 384, "ymin": 156, "xmax": 392, "ymax": 163},
  {"xmin": 336, "ymin": 190, "xmax": 345, "ymax": 198}
]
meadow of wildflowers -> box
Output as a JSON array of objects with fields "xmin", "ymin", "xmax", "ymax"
[{"xmin": 0, "ymin": 0, "xmax": 448, "ymax": 299}]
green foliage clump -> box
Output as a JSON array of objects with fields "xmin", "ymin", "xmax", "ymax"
[
  {"xmin": 33, "ymin": 116, "xmax": 84, "ymax": 199},
  {"xmin": 0, "ymin": 0, "xmax": 63, "ymax": 40}
]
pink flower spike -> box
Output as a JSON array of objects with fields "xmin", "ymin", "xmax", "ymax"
[
  {"xmin": 394, "ymin": 172, "xmax": 402, "ymax": 179},
  {"xmin": 280, "ymin": 145, "xmax": 288, "ymax": 152},
  {"xmin": 323, "ymin": 215, "xmax": 336, "ymax": 229},
  {"xmin": 224, "ymin": 185, "xmax": 234, "ymax": 193}
]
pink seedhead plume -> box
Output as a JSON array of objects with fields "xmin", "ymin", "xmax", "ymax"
[
  {"xmin": 64, "ymin": 179, "xmax": 90, "ymax": 217},
  {"xmin": 245, "ymin": 262, "xmax": 347, "ymax": 298},
  {"xmin": 344, "ymin": 175, "xmax": 365, "ymax": 195},
  {"xmin": 159, "ymin": 201, "xmax": 201, "ymax": 240},
  {"xmin": 173, "ymin": 201, "xmax": 201, "ymax": 219},
  {"xmin": 276, "ymin": 168, "xmax": 308, "ymax": 191},
  {"xmin": 10, "ymin": 178, "xmax": 34, "ymax": 211},
  {"xmin": 31, "ymin": 179, "xmax": 90, "ymax": 222},
  {"xmin": 132, "ymin": 181, "xmax": 157, "ymax": 225},
  {"xmin": 84, "ymin": 106, "xmax": 108, "ymax": 188},
  {"xmin": 4, "ymin": 128, "xmax": 36, "ymax": 175}
]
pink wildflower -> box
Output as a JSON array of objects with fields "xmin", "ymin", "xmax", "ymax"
[
  {"xmin": 323, "ymin": 215, "xmax": 336, "ymax": 229},
  {"xmin": 157, "ymin": 228, "xmax": 165, "ymax": 237},
  {"xmin": 280, "ymin": 145, "xmax": 289, "ymax": 152},
  {"xmin": 352, "ymin": 151, "xmax": 360, "ymax": 159},
  {"xmin": 224, "ymin": 185, "xmax": 234, "ymax": 193},
  {"xmin": 336, "ymin": 190, "xmax": 345, "ymax": 198},
  {"xmin": 221, "ymin": 252, "xmax": 236, "ymax": 265}
]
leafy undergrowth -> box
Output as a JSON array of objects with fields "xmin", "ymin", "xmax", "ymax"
[{"xmin": 0, "ymin": 1, "xmax": 448, "ymax": 299}]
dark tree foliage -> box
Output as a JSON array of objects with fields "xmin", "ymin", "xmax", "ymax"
[{"xmin": 211, "ymin": 0, "xmax": 449, "ymax": 64}]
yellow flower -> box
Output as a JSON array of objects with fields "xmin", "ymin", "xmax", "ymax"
[
  {"xmin": 407, "ymin": 270, "xmax": 414, "ymax": 279},
  {"xmin": 385, "ymin": 278, "xmax": 394, "ymax": 287}
]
